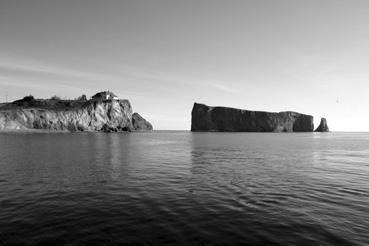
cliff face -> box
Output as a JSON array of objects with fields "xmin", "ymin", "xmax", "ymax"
[
  {"xmin": 132, "ymin": 113, "xmax": 153, "ymax": 131},
  {"xmin": 191, "ymin": 103, "xmax": 314, "ymax": 132},
  {"xmin": 0, "ymin": 96, "xmax": 153, "ymax": 132},
  {"xmin": 315, "ymin": 118, "xmax": 329, "ymax": 132}
]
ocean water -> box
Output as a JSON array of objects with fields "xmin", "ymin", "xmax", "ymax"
[{"xmin": 0, "ymin": 131, "xmax": 368, "ymax": 246}]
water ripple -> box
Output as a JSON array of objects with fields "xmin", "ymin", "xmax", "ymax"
[{"xmin": 0, "ymin": 132, "xmax": 368, "ymax": 245}]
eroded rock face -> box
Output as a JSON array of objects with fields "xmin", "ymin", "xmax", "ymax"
[
  {"xmin": 191, "ymin": 103, "xmax": 314, "ymax": 132},
  {"xmin": 315, "ymin": 118, "xmax": 329, "ymax": 132},
  {"xmin": 132, "ymin": 113, "xmax": 153, "ymax": 131},
  {"xmin": 0, "ymin": 96, "xmax": 153, "ymax": 132}
]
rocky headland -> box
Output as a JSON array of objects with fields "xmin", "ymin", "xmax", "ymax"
[
  {"xmin": 191, "ymin": 103, "xmax": 315, "ymax": 132},
  {"xmin": 0, "ymin": 91, "xmax": 153, "ymax": 132}
]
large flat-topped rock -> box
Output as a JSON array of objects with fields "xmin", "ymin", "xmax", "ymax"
[{"xmin": 191, "ymin": 103, "xmax": 314, "ymax": 132}]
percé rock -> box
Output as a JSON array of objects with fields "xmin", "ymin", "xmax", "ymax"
[
  {"xmin": 0, "ymin": 92, "xmax": 153, "ymax": 132},
  {"xmin": 191, "ymin": 103, "xmax": 314, "ymax": 132},
  {"xmin": 315, "ymin": 118, "xmax": 329, "ymax": 132}
]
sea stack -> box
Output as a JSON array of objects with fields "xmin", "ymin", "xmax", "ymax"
[
  {"xmin": 191, "ymin": 103, "xmax": 314, "ymax": 132},
  {"xmin": 315, "ymin": 118, "xmax": 329, "ymax": 132}
]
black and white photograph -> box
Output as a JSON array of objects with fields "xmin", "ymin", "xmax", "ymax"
[{"xmin": 0, "ymin": 0, "xmax": 368, "ymax": 245}]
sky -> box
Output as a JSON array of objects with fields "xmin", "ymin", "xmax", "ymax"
[{"xmin": 1, "ymin": 0, "xmax": 369, "ymax": 131}]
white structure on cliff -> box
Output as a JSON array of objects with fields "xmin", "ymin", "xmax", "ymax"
[{"xmin": 92, "ymin": 91, "xmax": 119, "ymax": 101}]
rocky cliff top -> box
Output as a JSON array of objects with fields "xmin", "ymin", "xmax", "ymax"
[
  {"xmin": 192, "ymin": 103, "xmax": 305, "ymax": 115},
  {"xmin": 0, "ymin": 93, "xmax": 129, "ymax": 111}
]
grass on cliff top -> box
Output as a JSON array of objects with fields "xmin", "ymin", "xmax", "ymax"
[
  {"xmin": 0, "ymin": 95, "xmax": 130, "ymax": 111},
  {"xmin": 0, "ymin": 96, "xmax": 92, "ymax": 111}
]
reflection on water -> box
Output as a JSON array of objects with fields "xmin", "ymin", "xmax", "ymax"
[{"xmin": 0, "ymin": 131, "xmax": 368, "ymax": 245}]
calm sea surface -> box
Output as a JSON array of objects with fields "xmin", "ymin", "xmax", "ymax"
[{"xmin": 0, "ymin": 131, "xmax": 368, "ymax": 245}]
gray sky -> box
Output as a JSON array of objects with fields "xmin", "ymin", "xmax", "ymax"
[{"xmin": 1, "ymin": 0, "xmax": 369, "ymax": 131}]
